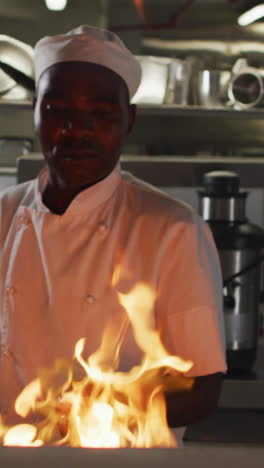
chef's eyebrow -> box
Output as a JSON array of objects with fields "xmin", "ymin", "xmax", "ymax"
[
  {"xmin": 43, "ymin": 91, "xmax": 65, "ymax": 99},
  {"xmin": 84, "ymin": 97, "xmax": 120, "ymax": 105},
  {"xmin": 96, "ymin": 96, "xmax": 119, "ymax": 102},
  {"xmin": 79, "ymin": 98, "xmax": 122, "ymax": 109}
]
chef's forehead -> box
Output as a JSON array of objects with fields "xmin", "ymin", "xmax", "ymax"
[{"xmin": 34, "ymin": 25, "xmax": 142, "ymax": 100}]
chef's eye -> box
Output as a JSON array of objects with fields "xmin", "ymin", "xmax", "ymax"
[
  {"xmin": 44, "ymin": 102, "xmax": 65, "ymax": 112},
  {"xmin": 45, "ymin": 103, "xmax": 57, "ymax": 111},
  {"xmin": 94, "ymin": 109, "xmax": 120, "ymax": 122},
  {"xmin": 94, "ymin": 110, "xmax": 113, "ymax": 118}
]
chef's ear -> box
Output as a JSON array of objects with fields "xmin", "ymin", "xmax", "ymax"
[{"xmin": 126, "ymin": 103, "xmax": 137, "ymax": 135}]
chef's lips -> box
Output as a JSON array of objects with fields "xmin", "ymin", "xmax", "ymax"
[{"xmin": 51, "ymin": 139, "xmax": 104, "ymax": 159}]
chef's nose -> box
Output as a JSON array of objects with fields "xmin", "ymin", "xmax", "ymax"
[{"xmin": 61, "ymin": 120, "xmax": 72, "ymax": 134}]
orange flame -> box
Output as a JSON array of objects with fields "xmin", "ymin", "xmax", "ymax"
[{"xmin": 0, "ymin": 270, "xmax": 193, "ymax": 448}]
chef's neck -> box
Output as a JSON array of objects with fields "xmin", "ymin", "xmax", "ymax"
[{"xmin": 42, "ymin": 178, "xmax": 104, "ymax": 215}]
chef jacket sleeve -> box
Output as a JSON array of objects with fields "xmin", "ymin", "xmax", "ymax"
[{"xmin": 156, "ymin": 210, "xmax": 227, "ymax": 377}]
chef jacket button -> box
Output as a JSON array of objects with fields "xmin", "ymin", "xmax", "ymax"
[
  {"xmin": 5, "ymin": 286, "xmax": 16, "ymax": 295},
  {"xmin": 3, "ymin": 350, "xmax": 12, "ymax": 359},
  {"xmin": 17, "ymin": 216, "xmax": 24, "ymax": 228},
  {"xmin": 17, "ymin": 216, "xmax": 31, "ymax": 227},
  {"xmin": 86, "ymin": 294, "xmax": 96, "ymax": 304},
  {"xmin": 23, "ymin": 217, "xmax": 31, "ymax": 226},
  {"xmin": 98, "ymin": 221, "xmax": 108, "ymax": 233}
]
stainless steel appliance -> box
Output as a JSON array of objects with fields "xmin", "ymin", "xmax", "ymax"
[{"xmin": 198, "ymin": 171, "xmax": 264, "ymax": 374}]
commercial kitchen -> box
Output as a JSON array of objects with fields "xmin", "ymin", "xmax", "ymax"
[{"xmin": 1, "ymin": 0, "xmax": 264, "ymax": 466}]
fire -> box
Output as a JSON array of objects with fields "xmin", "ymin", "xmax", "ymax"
[{"xmin": 0, "ymin": 276, "xmax": 193, "ymax": 448}]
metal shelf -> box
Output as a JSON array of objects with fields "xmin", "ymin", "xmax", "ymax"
[
  {"xmin": 137, "ymin": 104, "xmax": 264, "ymax": 120},
  {"xmin": 121, "ymin": 156, "xmax": 264, "ymax": 188},
  {"xmin": 2, "ymin": 100, "xmax": 264, "ymax": 152},
  {"xmin": 2, "ymin": 100, "xmax": 264, "ymax": 118},
  {"xmin": 0, "ymin": 100, "xmax": 32, "ymax": 110},
  {"xmin": 129, "ymin": 105, "xmax": 264, "ymax": 150}
]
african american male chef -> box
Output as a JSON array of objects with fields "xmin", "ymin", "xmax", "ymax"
[{"xmin": 0, "ymin": 25, "xmax": 227, "ymax": 445}]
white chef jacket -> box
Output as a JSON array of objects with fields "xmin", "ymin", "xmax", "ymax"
[{"xmin": 0, "ymin": 163, "xmax": 227, "ymax": 443}]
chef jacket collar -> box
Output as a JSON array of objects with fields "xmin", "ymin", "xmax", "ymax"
[{"xmin": 34, "ymin": 162, "xmax": 121, "ymax": 216}]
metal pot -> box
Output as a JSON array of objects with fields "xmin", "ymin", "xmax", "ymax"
[
  {"xmin": 132, "ymin": 56, "xmax": 171, "ymax": 105},
  {"xmin": 195, "ymin": 69, "xmax": 231, "ymax": 108},
  {"xmin": 132, "ymin": 55, "xmax": 193, "ymax": 105},
  {"xmin": 164, "ymin": 57, "xmax": 194, "ymax": 106}
]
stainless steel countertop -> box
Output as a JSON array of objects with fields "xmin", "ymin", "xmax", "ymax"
[{"xmin": 1, "ymin": 445, "xmax": 264, "ymax": 468}]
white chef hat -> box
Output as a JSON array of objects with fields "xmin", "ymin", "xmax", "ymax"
[{"xmin": 34, "ymin": 25, "xmax": 142, "ymax": 99}]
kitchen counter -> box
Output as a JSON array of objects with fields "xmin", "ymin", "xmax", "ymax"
[
  {"xmin": 1, "ymin": 444, "xmax": 264, "ymax": 468},
  {"xmin": 184, "ymin": 340, "xmax": 264, "ymax": 444}
]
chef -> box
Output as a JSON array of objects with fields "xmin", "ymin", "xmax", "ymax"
[{"xmin": 0, "ymin": 25, "xmax": 227, "ymax": 444}]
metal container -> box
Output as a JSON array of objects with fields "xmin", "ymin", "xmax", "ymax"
[
  {"xmin": 165, "ymin": 57, "xmax": 194, "ymax": 106},
  {"xmin": 132, "ymin": 55, "xmax": 193, "ymax": 106},
  {"xmin": 195, "ymin": 69, "xmax": 231, "ymax": 108},
  {"xmin": 198, "ymin": 171, "xmax": 264, "ymax": 374},
  {"xmin": 228, "ymin": 58, "xmax": 264, "ymax": 109},
  {"xmin": 132, "ymin": 56, "xmax": 171, "ymax": 105}
]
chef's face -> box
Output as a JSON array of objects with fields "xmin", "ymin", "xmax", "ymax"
[{"xmin": 33, "ymin": 61, "xmax": 136, "ymax": 188}]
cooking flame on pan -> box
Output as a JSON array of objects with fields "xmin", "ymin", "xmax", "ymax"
[{"xmin": 0, "ymin": 267, "xmax": 193, "ymax": 448}]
